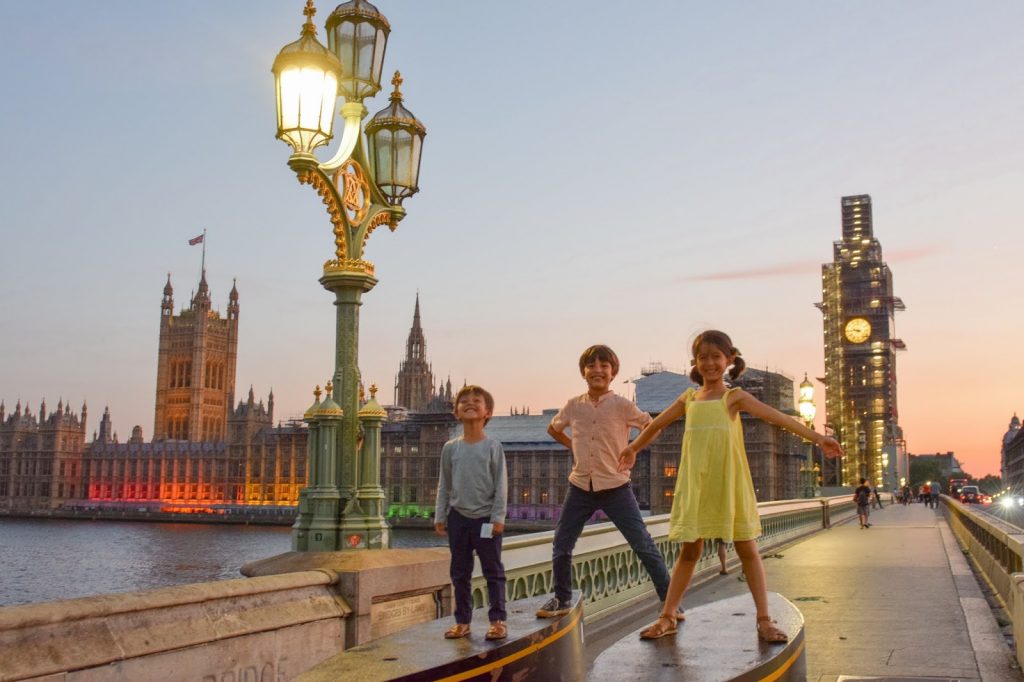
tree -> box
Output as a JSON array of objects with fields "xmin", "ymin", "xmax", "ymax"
[
  {"xmin": 909, "ymin": 459, "xmax": 947, "ymax": 487},
  {"xmin": 974, "ymin": 474, "xmax": 1002, "ymax": 495}
]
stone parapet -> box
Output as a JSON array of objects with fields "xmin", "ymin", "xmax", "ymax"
[{"xmin": 0, "ymin": 571, "xmax": 349, "ymax": 682}]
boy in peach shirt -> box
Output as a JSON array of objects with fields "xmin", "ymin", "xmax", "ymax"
[{"xmin": 536, "ymin": 345, "xmax": 675, "ymax": 618}]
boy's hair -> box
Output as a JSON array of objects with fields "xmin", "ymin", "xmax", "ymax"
[
  {"xmin": 689, "ymin": 330, "xmax": 746, "ymax": 385},
  {"xmin": 453, "ymin": 385, "xmax": 495, "ymax": 425},
  {"xmin": 578, "ymin": 344, "xmax": 620, "ymax": 377},
  {"xmin": 860, "ymin": 477, "xmax": 868, "ymax": 485}
]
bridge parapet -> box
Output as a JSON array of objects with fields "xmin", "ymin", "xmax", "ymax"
[{"xmin": 942, "ymin": 496, "xmax": 1024, "ymax": 668}]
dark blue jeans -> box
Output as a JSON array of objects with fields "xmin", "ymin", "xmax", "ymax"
[
  {"xmin": 448, "ymin": 509, "xmax": 506, "ymax": 624},
  {"xmin": 551, "ymin": 482, "xmax": 670, "ymax": 603}
]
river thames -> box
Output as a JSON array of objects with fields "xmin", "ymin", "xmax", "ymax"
[{"xmin": 0, "ymin": 518, "xmax": 446, "ymax": 607}]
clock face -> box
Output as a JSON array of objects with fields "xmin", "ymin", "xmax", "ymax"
[{"xmin": 844, "ymin": 317, "xmax": 872, "ymax": 343}]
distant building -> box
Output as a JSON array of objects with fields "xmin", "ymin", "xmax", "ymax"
[
  {"xmin": 908, "ymin": 452, "xmax": 961, "ymax": 485},
  {"xmin": 393, "ymin": 294, "xmax": 451, "ymax": 411},
  {"xmin": 0, "ymin": 399, "xmax": 87, "ymax": 510},
  {"xmin": 0, "ymin": 273, "xmax": 301, "ymax": 514},
  {"xmin": 1002, "ymin": 415, "xmax": 1024, "ymax": 489},
  {"xmin": 818, "ymin": 194, "xmax": 905, "ymax": 487},
  {"xmin": 153, "ymin": 272, "xmax": 239, "ymax": 441}
]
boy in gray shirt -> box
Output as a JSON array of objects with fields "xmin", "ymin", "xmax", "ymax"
[{"xmin": 435, "ymin": 385, "xmax": 508, "ymax": 640}]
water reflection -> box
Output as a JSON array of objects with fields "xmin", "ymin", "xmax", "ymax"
[{"xmin": 0, "ymin": 518, "xmax": 444, "ymax": 607}]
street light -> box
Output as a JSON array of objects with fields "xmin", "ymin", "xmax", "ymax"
[
  {"xmin": 797, "ymin": 374, "xmax": 818, "ymax": 498},
  {"xmin": 272, "ymin": 0, "xmax": 426, "ymax": 552}
]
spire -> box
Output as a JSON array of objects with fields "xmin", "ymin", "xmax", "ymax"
[
  {"xmin": 40, "ymin": 398, "xmax": 47, "ymax": 421},
  {"xmin": 162, "ymin": 273, "xmax": 174, "ymax": 317},
  {"xmin": 230, "ymin": 277, "xmax": 239, "ymax": 301},
  {"xmin": 0, "ymin": 400, "xmax": 5, "ymax": 423},
  {"xmin": 248, "ymin": 385, "xmax": 255, "ymax": 405},
  {"xmin": 98, "ymin": 406, "xmax": 113, "ymax": 443},
  {"xmin": 413, "ymin": 291, "xmax": 421, "ymax": 327},
  {"xmin": 193, "ymin": 270, "xmax": 211, "ymax": 310}
]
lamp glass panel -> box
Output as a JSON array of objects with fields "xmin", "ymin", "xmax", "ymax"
[
  {"xmin": 329, "ymin": 19, "xmax": 385, "ymax": 100},
  {"xmin": 278, "ymin": 66, "xmax": 337, "ymax": 152}
]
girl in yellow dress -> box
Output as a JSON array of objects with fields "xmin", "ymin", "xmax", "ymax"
[{"xmin": 617, "ymin": 330, "xmax": 842, "ymax": 642}]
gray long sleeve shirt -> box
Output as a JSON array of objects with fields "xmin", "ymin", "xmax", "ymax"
[{"xmin": 434, "ymin": 436, "xmax": 508, "ymax": 524}]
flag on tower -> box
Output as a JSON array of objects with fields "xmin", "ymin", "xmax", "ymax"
[{"xmin": 188, "ymin": 234, "xmax": 204, "ymax": 246}]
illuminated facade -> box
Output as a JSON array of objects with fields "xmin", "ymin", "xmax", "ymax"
[
  {"xmin": 85, "ymin": 391, "xmax": 306, "ymax": 511},
  {"xmin": 153, "ymin": 272, "xmax": 239, "ymax": 441},
  {"xmin": 818, "ymin": 194, "xmax": 905, "ymax": 487}
]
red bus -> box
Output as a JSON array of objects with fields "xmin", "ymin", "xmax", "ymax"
[{"xmin": 949, "ymin": 478, "xmax": 969, "ymax": 498}]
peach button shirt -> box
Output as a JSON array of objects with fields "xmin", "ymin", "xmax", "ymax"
[{"xmin": 549, "ymin": 392, "xmax": 652, "ymax": 492}]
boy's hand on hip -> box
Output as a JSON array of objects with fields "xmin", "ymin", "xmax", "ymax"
[
  {"xmin": 617, "ymin": 446, "xmax": 636, "ymax": 472},
  {"xmin": 492, "ymin": 522, "xmax": 505, "ymax": 535},
  {"xmin": 434, "ymin": 522, "xmax": 446, "ymax": 536}
]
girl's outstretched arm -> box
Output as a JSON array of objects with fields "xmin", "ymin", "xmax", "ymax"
[
  {"xmin": 617, "ymin": 393, "xmax": 688, "ymax": 472},
  {"xmin": 730, "ymin": 389, "xmax": 843, "ymax": 459}
]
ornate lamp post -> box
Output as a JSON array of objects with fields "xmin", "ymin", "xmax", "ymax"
[
  {"xmin": 272, "ymin": 0, "xmax": 426, "ymax": 552},
  {"xmin": 797, "ymin": 374, "xmax": 818, "ymax": 498}
]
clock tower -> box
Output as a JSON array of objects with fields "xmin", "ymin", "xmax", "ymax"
[{"xmin": 817, "ymin": 195, "xmax": 905, "ymax": 487}]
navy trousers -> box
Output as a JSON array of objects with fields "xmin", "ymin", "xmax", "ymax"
[
  {"xmin": 447, "ymin": 509, "xmax": 507, "ymax": 624},
  {"xmin": 551, "ymin": 482, "xmax": 670, "ymax": 604}
]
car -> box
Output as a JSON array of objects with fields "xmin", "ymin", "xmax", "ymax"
[{"xmin": 960, "ymin": 485, "xmax": 981, "ymax": 504}]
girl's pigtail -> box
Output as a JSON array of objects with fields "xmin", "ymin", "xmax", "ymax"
[
  {"xmin": 729, "ymin": 353, "xmax": 746, "ymax": 381},
  {"xmin": 689, "ymin": 365, "xmax": 704, "ymax": 385}
]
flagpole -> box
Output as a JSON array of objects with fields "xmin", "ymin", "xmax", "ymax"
[{"xmin": 201, "ymin": 229, "xmax": 207, "ymax": 274}]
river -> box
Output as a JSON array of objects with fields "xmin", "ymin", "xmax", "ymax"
[{"xmin": 0, "ymin": 518, "xmax": 446, "ymax": 607}]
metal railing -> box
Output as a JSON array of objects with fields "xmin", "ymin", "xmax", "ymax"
[{"xmin": 473, "ymin": 495, "xmax": 856, "ymax": 620}]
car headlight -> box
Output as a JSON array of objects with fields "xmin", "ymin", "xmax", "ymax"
[{"xmin": 1001, "ymin": 496, "xmax": 1016, "ymax": 508}]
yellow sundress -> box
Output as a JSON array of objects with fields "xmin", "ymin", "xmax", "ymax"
[{"xmin": 667, "ymin": 387, "xmax": 762, "ymax": 543}]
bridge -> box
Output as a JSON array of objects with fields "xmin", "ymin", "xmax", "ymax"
[{"xmin": 1, "ymin": 497, "xmax": 1021, "ymax": 680}]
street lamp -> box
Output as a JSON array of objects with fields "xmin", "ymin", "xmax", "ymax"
[
  {"xmin": 272, "ymin": 0, "xmax": 426, "ymax": 552},
  {"xmin": 797, "ymin": 374, "xmax": 818, "ymax": 498}
]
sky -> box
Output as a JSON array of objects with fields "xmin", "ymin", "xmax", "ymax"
[{"xmin": 0, "ymin": 1, "xmax": 1021, "ymax": 477}]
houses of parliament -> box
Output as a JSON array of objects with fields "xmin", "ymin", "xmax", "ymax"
[{"xmin": 2, "ymin": 269, "xmax": 820, "ymax": 523}]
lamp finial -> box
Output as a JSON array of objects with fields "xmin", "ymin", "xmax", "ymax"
[
  {"xmin": 370, "ymin": 384, "xmax": 378, "ymax": 399},
  {"xmin": 313, "ymin": 384, "xmax": 322, "ymax": 401},
  {"xmin": 390, "ymin": 71, "xmax": 404, "ymax": 100},
  {"xmin": 302, "ymin": 0, "xmax": 317, "ymax": 34}
]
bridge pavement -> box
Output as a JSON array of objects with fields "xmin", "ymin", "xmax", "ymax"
[{"xmin": 585, "ymin": 501, "xmax": 1022, "ymax": 681}]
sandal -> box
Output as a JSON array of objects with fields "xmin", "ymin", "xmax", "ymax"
[
  {"xmin": 756, "ymin": 615, "xmax": 788, "ymax": 643},
  {"xmin": 485, "ymin": 621, "xmax": 507, "ymax": 640},
  {"xmin": 444, "ymin": 623, "xmax": 471, "ymax": 639},
  {"xmin": 640, "ymin": 612, "xmax": 678, "ymax": 639}
]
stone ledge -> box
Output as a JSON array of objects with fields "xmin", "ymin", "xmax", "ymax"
[{"xmin": 0, "ymin": 572, "xmax": 351, "ymax": 681}]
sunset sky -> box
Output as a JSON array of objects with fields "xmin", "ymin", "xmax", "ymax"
[{"xmin": 1, "ymin": 1, "xmax": 1021, "ymax": 477}]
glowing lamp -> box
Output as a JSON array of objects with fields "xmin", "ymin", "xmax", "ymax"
[
  {"xmin": 272, "ymin": 1, "xmax": 343, "ymax": 156},
  {"xmin": 366, "ymin": 72, "xmax": 426, "ymax": 204},
  {"xmin": 797, "ymin": 374, "xmax": 816, "ymax": 425},
  {"xmin": 325, "ymin": 0, "xmax": 390, "ymax": 102}
]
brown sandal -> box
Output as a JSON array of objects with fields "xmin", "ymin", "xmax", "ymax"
[
  {"xmin": 485, "ymin": 621, "xmax": 507, "ymax": 640},
  {"xmin": 444, "ymin": 623, "xmax": 471, "ymax": 639},
  {"xmin": 756, "ymin": 615, "xmax": 788, "ymax": 643},
  {"xmin": 640, "ymin": 612, "xmax": 678, "ymax": 639}
]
